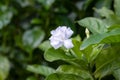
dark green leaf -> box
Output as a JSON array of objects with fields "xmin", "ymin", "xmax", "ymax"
[
  {"xmin": 55, "ymin": 15, "xmax": 75, "ymax": 31},
  {"xmin": 83, "ymin": 0, "xmax": 94, "ymax": 10},
  {"xmin": 94, "ymin": 44, "xmax": 120, "ymax": 79}
]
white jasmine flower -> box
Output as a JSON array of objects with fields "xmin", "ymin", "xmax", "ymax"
[{"xmin": 49, "ymin": 26, "xmax": 74, "ymax": 49}]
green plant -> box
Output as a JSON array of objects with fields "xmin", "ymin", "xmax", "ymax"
[{"xmin": 27, "ymin": 0, "xmax": 120, "ymax": 80}]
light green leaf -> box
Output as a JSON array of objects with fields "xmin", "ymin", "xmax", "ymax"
[
  {"xmin": 27, "ymin": 65, "xmax": 55, "ymax": 76},
  {"xmin": 94, "ymin": 7, "xmax": 120, "ymax": 26},
  {"xmin": 72, "ymin": 35, "xmax": 81, "ymax": 42},
  {"xmin": 0, "ymin": 56, "xmax": 10, "ymax": 80},
  {"xmin": 37, "ymin": 0, "xmax": 55, "ymax": 10},
  {"xmin": 0, "ymin": 5, "xmax": 13, "ymax": 29},
  {"xmin": 44, "ymin": 48, "xmax": 74, "ymax": 62},
  {"xmin": 71, "ymin": 39, "xmax": 83, "ymax": 58},
  {"xmin": 39, "ymin": 40, "xmax": 51, "ymax": 51},
  {"xmin": 114, "ymin": 0, "xmax": 120, "ymax": 17},
  {"xmin": 94, "ymin": 7, "xmax": 114, "ymax": 18},
  {"xmin": 113, "ymin": 68, "xmax": 120, "ymax": 80},
  {"xmin": 77, "ymin": 17, "xmax": 108, "ymax": 34},
  {"xmin": 80, "ymin": 28, "xmax": 120, "ymax": 50},
  {"xmin": 23, "ymin": 27, "xmax": 45, "ymax": 49},
  {"xmin": 56, "ymin": 65, "xmax": 93, "ymax": 80},
  {"xmin": 45, "ymin": 73, "xmax": 83, "ymax": 80}
]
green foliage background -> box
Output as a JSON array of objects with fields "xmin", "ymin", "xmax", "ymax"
[{"xmin": 0, "ymin": 0, "xmax": 118, "ymax": 80}]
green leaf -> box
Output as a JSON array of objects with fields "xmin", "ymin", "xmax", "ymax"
[
  {"xmin": 45, "ymin": 47, "xmax": 88, "ymax": 69},
  {"xmin": 77, "ymin": 17, "xmax": 108, "ymax": 34},
  {"xmin": 94, "ymin": 0, "xmax": 112, "ymax": 9},
  {"xmin": 39, "ymin": 40, "xmax": 51, "ymax": 51},
  {"xmin": 108, "ymin": 25, "xmax": 120, "ymax": 30},
  {"xmin": 82, "ymin": 44, "xmax": 104, "ymax": 63},
  {"xmin": 45, "ymin": 73, "xmax": 83, "ymax": 80},
  {"xmin": 23, "ymin": 27, "xmax": 45, "ymax": 49},
  {"xmin": 72, "ymin": 35, "xmax": 81, "ymax": 42},
  {"xmin": 15, "ymin": 34, "xmax": 33, "ymax": 54},
  {"xmin": 0, "ymin": 5, "xmax": 13, "ymax": 29},
  {"xmin": 26, "ymin": 76, "xmax": 37, "ymax": 80},
  {"xmin": 80, "ymin": 28, "xmax": 120, "ymax": 50},
  {"xmin": 31, "ymin": 18, "xmax": 42, "ymax": 24},
  {"xmin": 83, "ymin": 0, "xmax": 94, "ymax": 10},
  {"xmin": 113, "ymin": 68, "xmax": 120, "ymax": 80},
  {"xmin": 114, "ymin": 0, "xmax": 120, "ymax": 17},
  {"xmin": 94, "ymin": 7, "xmax": 120, "ymax": 26},
  {"xmin": 56, "ymin": 65, "xmax": 93, "ymax": 80},
  {"xmin": 37, "ymin": 0, "xmax": 55, "ymax": 10},
  {"xmin": 27, "ymin": 65, "xmax": 55, "ymax": 76},
  {"xmin": 71, "ymin": 39, "xmax": 83, "ymax": 58},
  {"xmin": 94, "ymin": 44, "xmax": 120, "ymax": 79},
  {"xmin": 44, "ymin": 48, "xmax": 74, "ymax": 62},
  {"xmin": 94, "ymin": 7, "xmax": 114, "ymax": 18},
  {"xmin": 104, "ymin": 15, "xmax": 120, "ymax": 26},
  {"xmin": 16, "ymin": 0, "xmax": 35, "ymax": 7},
  {"xmin": 0, "ymin": 56, "xmax": 10, "ymax": 80}
]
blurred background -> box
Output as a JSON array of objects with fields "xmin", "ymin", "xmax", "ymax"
[{"xmin": 0, "ymin": 0, "xmax": 113, "ymax": 80}]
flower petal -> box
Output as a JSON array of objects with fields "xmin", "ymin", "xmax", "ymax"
[
  {"xmin": 63, "ymin": 39, "xmax": 74, "ymax": 49},
  {"xmin": 49, "ymin": 36, "xmax": 63, "ymax": 49},
  {"xmin": 50, "ymin": 40, "xmax": 63, "ymax": 49},
  {"xmin": 50, "ymin": 27, "xmax": 66, "ymax": 39},
  {"xmin": 65, "ymin": 27, "xmax": 73, "ymax": 38}
]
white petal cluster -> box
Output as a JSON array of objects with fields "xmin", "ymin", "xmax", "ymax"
[{"xmin": 49, "ymin": 26, "xmax": 74, "ymax": 49}]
